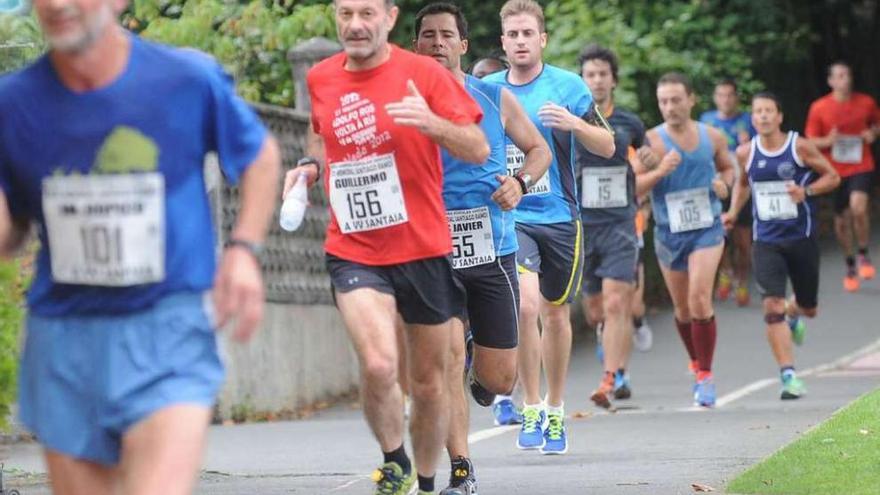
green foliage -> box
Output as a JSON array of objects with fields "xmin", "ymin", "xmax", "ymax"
[
  {"xmin": 543, "ymin": 0, "xmax": 810, "ymax": 126},
  {"xmin": 728, "ymin": 389, "xmax": 880, "ymax": 494},
  {"xmin": 0, "ymin": 258, "xmax": 26, "ymax": 431},
  {"xmin": 129, "ymin": 0, "xmax": 335, "ymax": 106},
  {"xmin": 0, "ymin": 13, "xmax": 45, "ymax": 74}
]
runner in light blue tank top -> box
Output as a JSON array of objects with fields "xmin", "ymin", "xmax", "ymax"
[
  {"xmin": 651, "ymin": 122, "xmax": 723, "ymax": 230},
  {"xmin": 638, "ymin": 72, "xmax": 735, "ymax": 410},
  {"xmin": 443, "ymin": 75, "xmax": 517, "ymax": 259}
]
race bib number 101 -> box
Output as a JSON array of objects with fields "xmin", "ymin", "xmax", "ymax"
[
  {"xmin": 329, "ymin": 153, "xmax": 409, "ymax": 234},
  {"xmin": 42, "ymin": 173, "xmax": 166, "ymax": 286}
]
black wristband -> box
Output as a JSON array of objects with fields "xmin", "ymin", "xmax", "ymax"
[
  {"xmin": 513, "ymin": 175, "xmax": 528, "ymax": 195},
  {"xmin": 224, "ymin": 238, "xmax": 264, "ymax": 261},
  {"xmin": 296, "ymin": 156, "xmax": 321, "ymax": 181}
]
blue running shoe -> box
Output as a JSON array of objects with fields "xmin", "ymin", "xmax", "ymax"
[
  {"xmin": 540, "ymin": 411, "xmax": 568, "ymax": 455},
  {"xmin": 787, "ymin": 315, "xmax": 806, "ymax": 346},
  {"xmin": 492, "ymin": 398, "xmax": 522, "ymax": 426},
  {"xmin": 464, "ymin": 328, "xmax": 474, "ymax": 374},
  {"xmin": 780, "ymin": 372, "xmax": 806, "ymax": 400},
  {"xmin": 595, "ymin": 323, "xmax": 604, "ymax": 365},
  {"xmin": 694, "ymin": 376, "xmax": 716, "ymax": 408},
  {"xmin": 516, "ymin": 407, "xmax": 545, "ymax": 450},
  {"xmin": 613, "ymin": 371, "xmax": 631, "ymax": 400}
]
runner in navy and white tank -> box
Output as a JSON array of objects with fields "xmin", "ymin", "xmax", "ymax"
[
  {"xmin": 575, "ymin": 44, "xmax": 647, "ymax": 409},
  {"xmin": 414, "ymin": 4, "xmax": 551, "ymax": 493},
  {"xmin": 636, "ymin": 72, "xmax": 735, "ymax": 408},
  {"xmin": 723, "ymin": 92, "xmax": 839, "ymax": 401}
]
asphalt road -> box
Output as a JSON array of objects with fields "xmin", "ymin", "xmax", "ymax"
[{"xmin": 3, "ymin": 235, "xmax": 879, "ymax": 494}]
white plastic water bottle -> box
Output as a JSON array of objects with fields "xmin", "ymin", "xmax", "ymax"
[{"xmin": 279, "ymin": 174, "xmax": 308, "ymax": 232}]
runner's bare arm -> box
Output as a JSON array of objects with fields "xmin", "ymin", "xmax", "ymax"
[
  {"xmin": 283, "ymin": 126, "xmax": 324, "ymax": 200},
  {"xmin": 214, "ymin": 135, "xmax": 281, "ymax": 342},
  {"xmin": 536, "ymin": 102, "xmax": 614, "ymax": 158},
  {"xmin": 795, "ymin": 137, "xmax": 840, "ymax": 197},
  {"xmin": 709, "ymin": 127, "xmax": 735, "ymax": 199},
  {"xmin": 501, "ymin": 89, "xmax": 551, "ymax": 180},
  {"xmin": 385, "ymin": 80, "xmax": 489, "ymax": 164},
  {"xmin": 635, "ymin": 129, "xmax": 680, "ymax": 196},
  {"xmin": 725, "ymin": 143, "xmax": 752, "ymax": 222},
  {"xmin": 491, "ymin": 88, "xmax": 552, "ymax": 210},
  {"xmin": 0, "ymin": 190, "xmax": 28, "ymax": 259}
]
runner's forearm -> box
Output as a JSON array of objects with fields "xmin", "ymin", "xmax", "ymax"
[
  {"xmin": 232, "ymin": 136, "xmax": 281, "ymax": 243},
  {"xmin": 429, "ymin": 121, "xmax": 489, "ymax": 164},
  {"xmin": 573, "ymin": 120, "xmax": 615, "ymax": 158}
]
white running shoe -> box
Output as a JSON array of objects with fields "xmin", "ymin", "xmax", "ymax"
[{"xmin": 633, "ymin": 321, "xmax": 653, "ymax": 352}]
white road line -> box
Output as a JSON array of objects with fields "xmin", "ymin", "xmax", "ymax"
[
  {"xmin": 468, "ymin": 424, "xmax": 519, "ymax": 444},
  {"xmin": 329, "ymin": 477, "xmax": 366, "ymax": 492},
  {"xmin": 714, "ymin": 337, "xmax": 880, "ymax": 408}
]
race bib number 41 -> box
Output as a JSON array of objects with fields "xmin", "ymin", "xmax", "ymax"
[
  {"xmin": 506, "ymin": 144, "xmax": 550, "ymax": 196},
  {"xmin": 754, "ymin": 181, "xmax": 798, "ymax": 221},
  {"xmin": 329, "ymin": 153, "xmax": 409, "ymax": 234},
  {"xmin": 582, "ymin": 166, "xmax": 628, "ymax": 209},
  {"xmin": 42, "ymin": 173, "xmax": 165, "ymax": 286},
  {"xmin": 832, "ymin": 135, "xmax": 863, "ymax": 164},
  {"xmin": 666, "ymin": 187, "xmax": 713, "ymax": 233},
  {"xmin": 447, "ymin": 207, "xmax": 496, "ymax": 269}
]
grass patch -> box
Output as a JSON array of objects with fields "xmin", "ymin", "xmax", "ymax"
[
  {"xmin": 0, "ymin": 257, "xmax": 27, "ymax": 431},
  {"xmin": 727, "ymin": 388, "xmax": 880, "ymax": 495}
]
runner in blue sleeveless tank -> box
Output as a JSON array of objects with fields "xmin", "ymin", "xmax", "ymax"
[
  {"xmin": 414, "ymin": 4, "xmax": 551, "ymax": 492},
  {"xmin": 637, "ymin": 72, "xmax": 735, "ymax": 408},
  {"xmin": 701, "ymin": 79, "xmax": 757, "ymax": 306},
  {"xmin": 575, "ymin": 44, "xmax": 648, "ymax": 409},
  {"xmin": 0, "ymin": 0, "xmax": 280, "ymax": 491},
  {"xmin": 724, "ymin": 92, "xmax": 839, "ymax": 401},
  {"xmin": 485, "ymin": 0, "xmax": 615, "ymax": 455}
]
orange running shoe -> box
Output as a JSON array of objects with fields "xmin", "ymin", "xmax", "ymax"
[
  {"xmin": 735, "ymin": 286, "xmax": 750, "ymax": 307},
  {"xmin": 590, "ymin": 373, "xmax": 614, "ymax": 409},
  {"xmin": 858, "ymin": 255, "xmax": 876, "ymax": 280},
  {"xmin": 716, "ymin": 272, "xmax": 732, "ymax": 301},
  {"xmin": 844, "ymin": 267, "xmax": 860, "ymax": 292}
]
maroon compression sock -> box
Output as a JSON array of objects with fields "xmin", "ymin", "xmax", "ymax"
[
  {"xmin": 675, "ymin": 318, "xmax": 697, "ymax": 361},
  {"xmin": 692, "ymin": 316, "xmax": 717, "ymax": 372}
]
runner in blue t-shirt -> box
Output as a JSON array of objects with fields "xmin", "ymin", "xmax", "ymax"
[
  {"xmin": 485, "ymin": 0, "xmax": 615, "ymax": 455},
  {"xmin": 700, "ymin": 79, "xmax": 757, "ymax": 307},
  {"xmin": 637, "ymin": 72, "xmax": 735, "ymax": 408},
  {"xmin": 723, "ymin": 92, "xmax": 839, "ymax": 401},
  {"xmin": 0, "ymin": 2, "xmax": 279, "ymax": 491},
  {"xmin": 413, "ymin": 4, "xmax": 551, "ymax": 492}
]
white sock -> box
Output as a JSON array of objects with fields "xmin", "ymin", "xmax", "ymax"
[
  {"xmin": 493, "ymin": 394, "xmax": 512, "ymax": 405},
  {"xmin": 546, "ymin": 402, "xmax": 564, "ymax": 416}
]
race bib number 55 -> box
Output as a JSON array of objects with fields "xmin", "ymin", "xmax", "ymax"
[
  {"xmin": 42, "ymin": 173, "xmax": 166, "ymax": 286},
  {"xmin": 329, "ymin": 153, "xmax": 409, "ymax": 234},
  {"xmin": 447, "ymin": 207, "xmax": 496, "ymax": 269}
]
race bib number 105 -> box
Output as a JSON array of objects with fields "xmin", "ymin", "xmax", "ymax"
[
  {"xmin": 42, "ymin": 173, "xmax": 166, "ymax": 286},
  {"xmin": 329, "ymin": 153, "xmax": 409, "ymax": 234}
]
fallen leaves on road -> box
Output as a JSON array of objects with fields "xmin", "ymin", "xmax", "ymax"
[
  {"xmin": 691, "ymin": 483, "xmax": 715, "ymax": 492},
  {"xmin": 571, "ymin": 410, "xmax": 593, "ymax": 419}
]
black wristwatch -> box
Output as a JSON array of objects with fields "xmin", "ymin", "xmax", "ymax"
[
  {"xmin": 297, "ymin": 156, "xmax": 321, "ymax": 180},
  {"xmin": 514, "ymin": 173, "xmax": 532, "ymax": 195},
  {"xmin": 224, "ymin": 238, "xmax": 264, "ymax": 261}
]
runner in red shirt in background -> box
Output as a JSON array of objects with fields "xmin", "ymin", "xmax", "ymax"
[
  {"xmin": 282, "ymin": 1, "xmax": 488, "ymax": 494},
  {"xmin": 805, "ymin": 61, "xmax": 880, "ymax": 292}
]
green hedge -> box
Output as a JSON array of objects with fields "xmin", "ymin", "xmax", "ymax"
[{"xmin": 0, "ymin": 258, "xmax": 25, "ymax": 431}]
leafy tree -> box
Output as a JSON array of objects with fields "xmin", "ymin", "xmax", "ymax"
[
  {"xmin": 0, "ymin": 13, "xmax": 44, "ymax": 74},
  {"xmin": 128, "ymin": 0, "xmax": 335, "ymax": 106}
]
